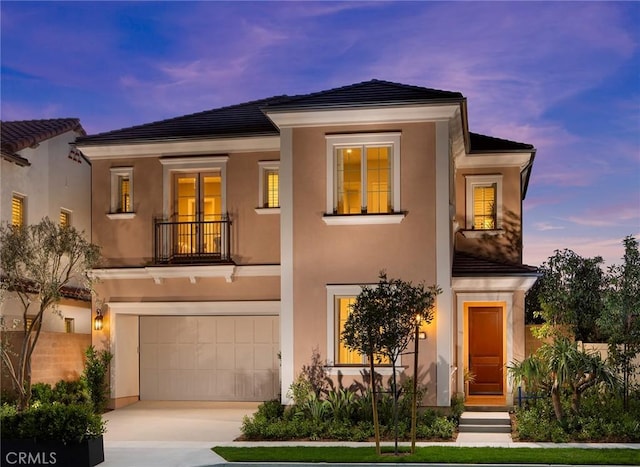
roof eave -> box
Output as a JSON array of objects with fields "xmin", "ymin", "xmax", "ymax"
[{"xmin": 1, "ymin": 151, "xmax": 31, "ymax": 167}]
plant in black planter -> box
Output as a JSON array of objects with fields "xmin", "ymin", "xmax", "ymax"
[{"xmin": 1, "ymin": 402, "xmax": 106, "ymax": 467}]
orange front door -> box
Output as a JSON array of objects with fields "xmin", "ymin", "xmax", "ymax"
[{"xmin": 469, "ymin": 306, "xmax": 503, "ymax": 395}]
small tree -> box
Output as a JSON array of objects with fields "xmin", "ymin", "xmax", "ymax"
[
  {"xmin": 598, "ymin": 235, "xmax": 640, "ymax": 410},
  {"xmin": 533, "ymin": 249, "xmax": 605, "ymax": 341},
  {"xmin": 510, "ymin": 336, "xmax": 618, "ymax": 423},
  {"xmin": 342, "ymin": 272, "xmax": 440, "ymax": 454},
  {"xmin": 0, "ymin": 218, "xmax": 100, "ymax": 411}
]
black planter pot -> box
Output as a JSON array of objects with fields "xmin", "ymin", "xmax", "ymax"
[{"xmin": 1, "ymin": 435, "xmax": 104, "ymax": 467}]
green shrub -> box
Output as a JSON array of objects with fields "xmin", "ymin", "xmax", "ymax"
[
  {"xmin": 256, "ymin": 399, "xmax": 284, "ymax": 421},
  {"xmin": 515, "ymin": 388, "xmax": 640, "ymax": 442},
  {"xmin": 30, "ymin": 383, "xmax": 54, "ymax": 404},
  {"xmin": 82, "ymin": 345, "xmax": 113, "ymax": 413},
  {"xmin": 1, "ymin": 403, "xmax": 105, "ymax": 444},
  {"xmin": 52, "ymin": 379, "xmax": 90, "ymax": 406}
]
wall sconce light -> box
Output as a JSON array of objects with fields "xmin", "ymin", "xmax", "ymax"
[
  {"xmin": 94, "ymin": 308, "xmax": 104, "ymax": 331},
  {"xmin": 418, "ymin": 331, "xmax": 427, "ymax": 340}
]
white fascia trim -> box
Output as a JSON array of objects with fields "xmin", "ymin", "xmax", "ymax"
[
  {"xmin": 90, "ymin": 264, "xmax": 281, "ymax": 284},
  {"xmin": 255, "ymin": 208, "xmax": 281, "ymax": 215},
  {"xmin": 79, "ymin": 136, "xmax": 281, "ymax": 160},
  {"xmin": 234, "ymin": 265, "xmax": 281, "ymax": 277},
  {"xmin": 106, "ymin": 213, "xmax": 136, "ymax": 220},
  {"xmin": 435, "ymin": 120, "xmax": 453, "ymax": 407},
  {"xmin": 106, "ymin": 300, "xmax": 280, "ymax": 316},
  {"xmin": 159, "ymin": 156, "xmax": 229, "ymax": 166},
  {"xmin": 279, "ymin": 127, "xmax": 295, "ymax": 405},
  {"xmin": 452, "ymin": 275, "xmax": 538, "ymax": 292},
  {"xmin": 322, "ymin": 214, "xmax": 405, "ymax": 225},
  {"xmin": 456, "ymin": 152, "xmax": 532, "ymax": 170},
  {"xmin": 326, "ymin": 366, "xmax": 399, "ymax": 377},
  {"xmin": 266, "ymin": 105, "xmax": 460, "ymax": 128}
]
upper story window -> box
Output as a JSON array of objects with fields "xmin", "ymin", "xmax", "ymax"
[
  {"xmin": 11, "ymin": 194, "xmax": 25, "ymax": 227},
  {"xmin": 465, "ymin": 175, "xmax": 503, "ymax": 231},
  {"xmin": 257, "ymin": 161, "xmax": 280, "ymax": 213},
  {"xmin": 324, "ymin": 133, "xmax": 403, "ymax": 225},
  {"xmin": 60, "ymin": 209, "xmax": 71, "ymax": 227},
  {"xmin": 109, "ymin": 167, "xmax": 134, "ymax": 218}
]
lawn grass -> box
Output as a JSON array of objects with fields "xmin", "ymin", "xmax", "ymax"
[{"xmin": 213, "ymin": 445, "xmax": 640, "ymax": 465}]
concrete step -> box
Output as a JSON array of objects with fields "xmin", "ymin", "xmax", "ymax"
[
  {"xmin": 459, "ymin": 411, "xmax": 511, "ymax": 433},
  {"xmin": 458, "ymin": 423, "xmax": 512, "ymax": 433}
]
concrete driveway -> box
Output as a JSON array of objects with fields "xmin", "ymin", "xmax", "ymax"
[{"xmin": 101, "ymin": 401, "xmax": 260, "ymax": 466}]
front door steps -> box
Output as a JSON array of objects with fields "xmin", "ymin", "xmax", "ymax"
[{"xmin": 458, "ymin": 411, "xmax": 511, "ymax": 434}]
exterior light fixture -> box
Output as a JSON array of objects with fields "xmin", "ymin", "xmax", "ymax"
[{"xmin": 94, "ymin": 308, "xmax": 104, "ymax": 331}]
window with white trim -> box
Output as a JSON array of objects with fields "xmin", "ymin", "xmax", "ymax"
[
  {"xmin": 465, "ymin": 175, "xmax": 503, "ymax": 230},
  {"xmin": 11, "ymin": 194, "xmax": 25, "ymax": 227},
  {"xmin": 60, "ymin": 209, "xmax": 71, "ymax": 227},
  {"xmin": 110, "ymin": 167, "xmax": 134, "ymax": 215},
  {"xmin": 325, "ymin": 133, "xmax": 403, "ymax": 225},
  {"xmin": 326, "ymin": 285, "xmax": 391, "ymax": 372},
  {"xmin": 257, "ymin": 161, "xmax": 280, "ymax": 210}
]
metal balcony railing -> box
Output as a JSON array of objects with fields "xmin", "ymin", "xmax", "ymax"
[{"xmin": 153, "ymin": 216, "xmax": 231, "ymax": 264}]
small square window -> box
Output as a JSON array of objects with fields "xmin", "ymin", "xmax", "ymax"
[
  {"xmin": 11, "ymin": 194, "xmax": 25, "ymax": 227},
  {"xmin": 64, "ymin": 318, "xmax": 74, "ymax": 334},
  {"xmin": 465, "ymin": 175, "xmax": 503, "ymax": 230},
  {"xmin": 257, "ymin": 161, "xmax": 280, "ymax": 212},
  {"xmin": 110, "ymin": 167, "xmax": 134, "ymax": 215}
]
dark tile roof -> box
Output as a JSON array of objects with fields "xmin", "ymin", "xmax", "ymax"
[
  {"xmin": 469, "ymin": 132, "xmax": 534, "ymax": 152},
  {"xmin": 77, "ymin": 80, "xmax": 464, "ymax": 146},
  {"xmin": 262, "ymin": 79, "xmax": 464, "ymax": 111},
  {"xmin": 453, "ymin": 251, "xmax": 539, "ymax": 277},
  {"xmin": 76, "ymin": 96, "xmax": 291, "ymax": 146},
  {"xmin": 1, "ymin": 118, "xmax": 85, "ymax": 166}
]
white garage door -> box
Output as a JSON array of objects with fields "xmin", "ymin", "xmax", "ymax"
[{"xmin": 139, "ymin": 315, "xmax": 279, "ymax": 401}]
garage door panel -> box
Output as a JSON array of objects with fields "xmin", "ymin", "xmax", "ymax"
[
  {"xmin": 140, "ymin": 315, "xmax": 279, "ymax": 401},
  {"xmin": 178, "ymin": 343, "xmax": 197, "ymax": 369},
  {"xmin": 235, "ymin": 323, "xmax": 254, "ymax": 344},
  {"xmin": 235, "ymin": 345, "xmax": 254, "ymax": 369},
  {"xmin": 216, "ymin": 344, "xmax": 236, "ymax": 369},
  {"xmin": 216, "ymin": 319, "xmax": 235, "ymax": 343},
  {"xmin": 197, "ymin": 318, "xmax": 216, "ymax": 343},
  {"xmin": 254, "ymin": 344, "xmax": 275, "ymax": 370},
  {"xmin": 197, "ymin": 343, "xmax": 216, "ymax": 369}
]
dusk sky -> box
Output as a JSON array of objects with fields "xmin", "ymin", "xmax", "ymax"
[{"xmin": 1, "ymin": 1, "xmax": 638, "ymax": 267}]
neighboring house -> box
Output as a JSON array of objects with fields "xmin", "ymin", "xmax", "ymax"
[
  {"xmin": 0, "ymin": 119, "xmax": 93, "ymax": 385},
  {"xmin": 76, "ymin": 80, "xmax": 538, "ymax": 408}
]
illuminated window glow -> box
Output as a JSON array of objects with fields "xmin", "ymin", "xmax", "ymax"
[{"xmin": 11, "ymin": 195, "xmax": 25, "ymax": 227}]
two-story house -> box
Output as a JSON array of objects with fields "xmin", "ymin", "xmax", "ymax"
[
  {"xmin": 1, "ymin": 118, "xmax": 93, "ymax": 385},
  {"xmin": 76, "ymin": 80, "xmax": 538, "ymax": 409}
]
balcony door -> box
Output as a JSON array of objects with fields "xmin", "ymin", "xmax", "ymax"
[{"xmin": 174, "ymin": 172, "xmax": 222, "ymax": 256}]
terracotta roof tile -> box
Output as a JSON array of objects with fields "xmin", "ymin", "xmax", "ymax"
[{"xmin": 1, "ymin": 118, "xmax": 85, "ymax": 165}]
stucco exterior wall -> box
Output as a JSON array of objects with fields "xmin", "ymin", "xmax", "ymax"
[
  {"xmin": 92, "ymin": 151, "xmax": 281, "ymax": 267},
  {"xmin": 0, "ymin": 130, "xmax": 90, "ymax": 234},
  {"xmin": 289, "ymin": 122, "xmax": 440, "ymax": 401},
  {"xmin": 454, "ymin": 166, "xmax": 523, "ymax": 263}
]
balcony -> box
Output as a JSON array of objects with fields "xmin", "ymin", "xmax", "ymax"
[{"xmin": 153, "ymin": 216, "xmax": 232, "ymax": 264}]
